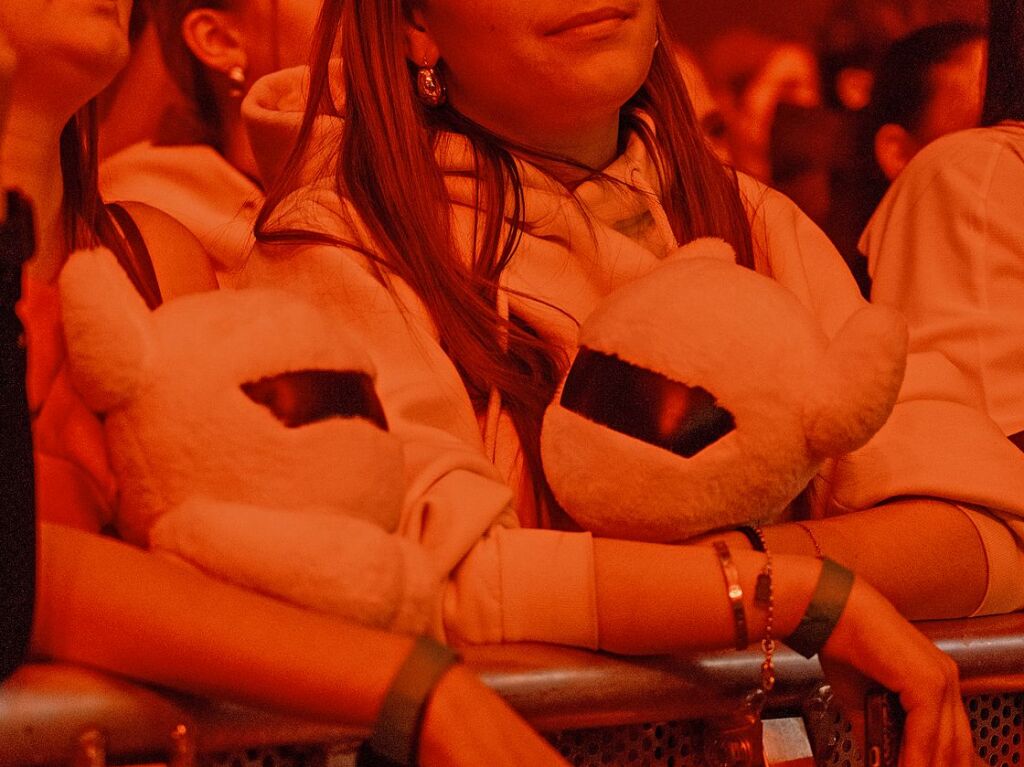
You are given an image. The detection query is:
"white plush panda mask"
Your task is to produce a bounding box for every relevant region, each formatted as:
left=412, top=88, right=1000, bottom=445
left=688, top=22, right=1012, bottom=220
left=541, top=238, right=908, bottom=543
left=59, top=249, right=437, bottom=632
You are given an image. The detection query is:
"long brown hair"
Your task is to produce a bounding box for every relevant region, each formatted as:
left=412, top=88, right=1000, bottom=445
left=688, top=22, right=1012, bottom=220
left=258, top=0, right=755, bottom=519
left=983, top=0, right=1024, bottom=124
left=60, top=103, right=138, bottom=273
left=148, top=0, right=236, bottom=148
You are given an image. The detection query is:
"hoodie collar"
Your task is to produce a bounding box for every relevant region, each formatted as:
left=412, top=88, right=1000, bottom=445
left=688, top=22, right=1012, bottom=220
left=242, top=61, right=346, bottom=192
left=243, top=63, right=676, bottom=256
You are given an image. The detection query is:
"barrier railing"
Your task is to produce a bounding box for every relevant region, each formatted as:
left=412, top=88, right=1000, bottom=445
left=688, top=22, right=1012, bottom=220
left=2, top=613, right=1023, bottom=767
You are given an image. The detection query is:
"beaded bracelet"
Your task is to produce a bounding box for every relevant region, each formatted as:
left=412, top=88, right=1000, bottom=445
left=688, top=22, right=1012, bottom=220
left=785, top=558, right=855, bottom=659
left=751, top=525, right=776, bottom=693
left=735, top=525, right=766, bottom=552
left=713, top=540, right=749, bottom=650
left=794, top=521, right=824, bottom=559
left=356, top=635, right=460, bottom=767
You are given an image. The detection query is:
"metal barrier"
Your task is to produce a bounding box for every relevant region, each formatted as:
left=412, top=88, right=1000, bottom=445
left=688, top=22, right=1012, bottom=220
left=2, top=613, right=1023, bottom=767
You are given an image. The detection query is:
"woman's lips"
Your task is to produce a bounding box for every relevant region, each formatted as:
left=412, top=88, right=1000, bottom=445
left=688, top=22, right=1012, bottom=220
left=543, top=7, right=633, bottom=36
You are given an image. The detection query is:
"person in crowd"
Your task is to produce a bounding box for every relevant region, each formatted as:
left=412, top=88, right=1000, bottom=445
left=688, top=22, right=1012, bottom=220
left=701, top=28, right=821, bottom=180
left=816, top=0, right=913, bottom=114
left=0, top=4, right=569, bottom=764
left=96, top=0, right=187, bottom=161
left=861, top=0, right=1024, bottom=449
left=672, top=43, right=734, bottom=164
left=866, top=22, right=986, bottom=186
left=830, top=22, right=986, bottom=295
left=234, top=0, right=1024, bottom=762
left=99, top=0, right=319, bottom=279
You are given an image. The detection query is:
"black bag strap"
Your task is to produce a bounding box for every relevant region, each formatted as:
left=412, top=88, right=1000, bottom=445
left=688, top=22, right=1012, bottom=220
left=0, top=189, right=37, bottom=682
left=106, top=203, right=163, bottom=310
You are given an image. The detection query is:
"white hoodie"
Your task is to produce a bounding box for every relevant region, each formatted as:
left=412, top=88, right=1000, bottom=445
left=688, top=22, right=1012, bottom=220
left=239, top=66, right=1024, bottom=645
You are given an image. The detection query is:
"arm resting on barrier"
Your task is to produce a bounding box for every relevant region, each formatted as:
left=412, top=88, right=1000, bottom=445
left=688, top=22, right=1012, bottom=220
left=29, top=523, right=567, bottom=767
left=765, top=499, right=991, bottom=619
left=5, top=614, right=1024, bottom=764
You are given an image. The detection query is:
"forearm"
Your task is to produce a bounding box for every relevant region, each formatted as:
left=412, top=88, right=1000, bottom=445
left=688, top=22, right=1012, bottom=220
left=763, top=500, right=988, bottom=620
left=419, top=665, right=568, bottom=766
left=33, top=522, right=414, bottom=725
left=592, top=538, right=824, bottom=655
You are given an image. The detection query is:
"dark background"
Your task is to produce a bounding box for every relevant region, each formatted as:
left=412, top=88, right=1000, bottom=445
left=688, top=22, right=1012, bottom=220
left=663, top=0, right=987, bottom=48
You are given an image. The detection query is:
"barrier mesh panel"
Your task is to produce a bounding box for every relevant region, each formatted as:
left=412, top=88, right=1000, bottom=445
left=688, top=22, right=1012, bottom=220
left=195, top=693, right=1023, bottom=767
left=542, top=692, right=1024, bottom=766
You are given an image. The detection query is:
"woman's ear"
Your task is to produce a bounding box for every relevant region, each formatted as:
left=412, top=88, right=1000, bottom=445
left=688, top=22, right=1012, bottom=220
left=874, top=123, right=919, bottom=182
left=180, top=8, right=247, bottom=77
left=403, top=6, right=440, bottom=67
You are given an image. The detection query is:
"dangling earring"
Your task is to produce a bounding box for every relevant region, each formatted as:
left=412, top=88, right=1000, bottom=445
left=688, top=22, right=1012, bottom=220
left=416, top=59, right=446, bottom=107
left=227, top=65, right=247, bottom=98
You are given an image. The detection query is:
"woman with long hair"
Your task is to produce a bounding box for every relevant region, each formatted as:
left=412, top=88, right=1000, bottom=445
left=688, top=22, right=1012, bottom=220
left=0, top=4, right=567, bottom=763
left=237, top=0, right=1024, bottom=763
left=99, top=0, right=320, bottom=278
left=862, top=0, right=1024, bottom=446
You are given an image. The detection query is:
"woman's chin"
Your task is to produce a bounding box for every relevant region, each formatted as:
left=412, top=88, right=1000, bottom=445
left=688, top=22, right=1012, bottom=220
left=49, top=36, right=129, bottom=95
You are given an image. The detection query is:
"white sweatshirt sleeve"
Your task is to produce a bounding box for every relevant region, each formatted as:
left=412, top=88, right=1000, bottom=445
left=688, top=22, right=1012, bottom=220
left=748, top=174, right=1024, bottom=616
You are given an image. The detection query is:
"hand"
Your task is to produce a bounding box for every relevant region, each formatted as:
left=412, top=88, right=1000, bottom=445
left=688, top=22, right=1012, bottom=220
left=419, top=665, right=569, bottom=767
left=817, top=577, right=977, bottom=767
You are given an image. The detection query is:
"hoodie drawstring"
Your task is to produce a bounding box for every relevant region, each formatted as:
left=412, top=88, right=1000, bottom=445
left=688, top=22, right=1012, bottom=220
left=483, top=279, right=510, bottom=462
left=630, top=165, right=679, bottom=254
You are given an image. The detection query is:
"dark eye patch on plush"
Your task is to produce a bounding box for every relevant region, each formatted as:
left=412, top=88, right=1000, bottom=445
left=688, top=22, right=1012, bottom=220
left=241, top=369, right=389, bottom=430
left=560, top=348, right=735, bottom=458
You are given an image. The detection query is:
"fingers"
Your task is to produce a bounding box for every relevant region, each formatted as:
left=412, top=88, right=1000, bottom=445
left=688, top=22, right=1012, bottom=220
left=419, top=666, right=571, bottom=767
left=930, top=654, right=974, bottom=767
left=818, top=578, right=975, bottom=767
left=899, top=698, right=941, bottom=767
left=897, top=652, right=973, bottom=767
left=946, top=674, right=976, bottom=767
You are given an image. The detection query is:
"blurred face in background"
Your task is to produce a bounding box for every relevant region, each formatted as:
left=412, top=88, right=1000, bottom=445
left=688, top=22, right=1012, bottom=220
left=240, top=0, right=321, bottom=81
left=874, top=37, right=986, bottom=181
left=673, top=44, right=733, bottom=164
left=1, top=0, right=133, bottom=104
left=912, top=38, right=986, bottom=147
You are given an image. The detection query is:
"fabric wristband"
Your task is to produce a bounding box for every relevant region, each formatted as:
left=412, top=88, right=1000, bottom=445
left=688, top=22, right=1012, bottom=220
left=357, top=635, right=460, bottom=767
left=785, top=558, right=855, bottom=659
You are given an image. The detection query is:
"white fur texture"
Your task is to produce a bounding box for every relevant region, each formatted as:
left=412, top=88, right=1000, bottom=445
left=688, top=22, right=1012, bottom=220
left=151, top=500, right=438, bottom=633
left=59, top=248, right=156, bottom=412
left=542, top=238, right=907, bottom=542
left=61, top=248, right=435, bottom=632
left=805, top=305, right=908, bottom=456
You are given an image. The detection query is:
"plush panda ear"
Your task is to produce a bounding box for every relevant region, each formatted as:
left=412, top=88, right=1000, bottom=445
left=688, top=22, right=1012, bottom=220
left=663, top=237, right=736, bottom=265
left=58, top=248, right=156, bottom=413
left=804, top=304, right=908, bottom=457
